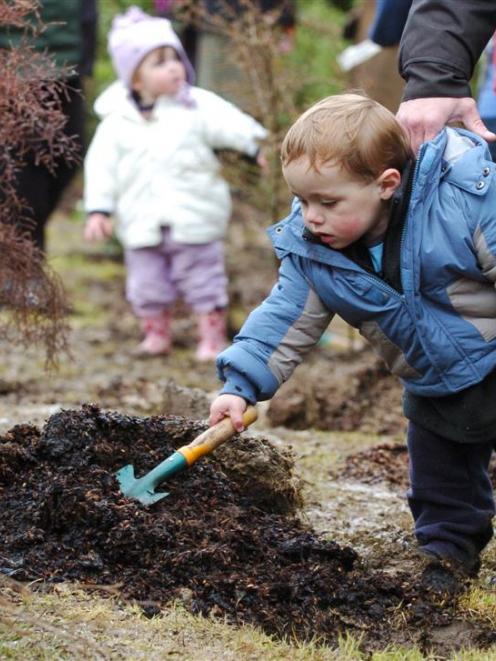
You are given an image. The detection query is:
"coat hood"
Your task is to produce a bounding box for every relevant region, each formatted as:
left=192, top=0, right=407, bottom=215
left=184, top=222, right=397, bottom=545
left=93, top=80, right=196, bottom=119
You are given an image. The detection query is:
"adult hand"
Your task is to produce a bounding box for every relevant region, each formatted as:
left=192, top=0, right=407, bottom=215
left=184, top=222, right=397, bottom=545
left=84, top=212, right=113, bottom=242
left=209, top=393, right=248, bottom=432
left=396, top=97, right=496, bottom=155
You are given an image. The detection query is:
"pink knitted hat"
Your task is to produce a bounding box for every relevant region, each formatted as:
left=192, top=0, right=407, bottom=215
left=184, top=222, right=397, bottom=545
left=108, top=6, right=195, bottom=88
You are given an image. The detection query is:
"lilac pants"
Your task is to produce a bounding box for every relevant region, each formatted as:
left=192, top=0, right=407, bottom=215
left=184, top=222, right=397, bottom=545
left=125, top=228, right=228, bottom=318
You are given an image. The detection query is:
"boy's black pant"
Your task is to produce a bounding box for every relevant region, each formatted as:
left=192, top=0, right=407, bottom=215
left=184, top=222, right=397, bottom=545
left=407, top=422, right=494, bottom=566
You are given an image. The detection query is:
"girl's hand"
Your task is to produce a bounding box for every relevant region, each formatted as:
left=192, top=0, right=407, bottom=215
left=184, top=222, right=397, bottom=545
left=84, top=213, right=113, bottom=242
left=209, top=394, right=248, bottom=432
left=256, top=148, right=268, bottom=171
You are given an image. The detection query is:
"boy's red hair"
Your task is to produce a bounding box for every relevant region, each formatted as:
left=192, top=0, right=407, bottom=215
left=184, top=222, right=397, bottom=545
left=281, top=93, right=413, bottom=180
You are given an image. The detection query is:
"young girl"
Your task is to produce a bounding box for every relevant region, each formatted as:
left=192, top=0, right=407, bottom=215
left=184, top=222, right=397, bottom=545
left=84, top=6, right=267, bottom=360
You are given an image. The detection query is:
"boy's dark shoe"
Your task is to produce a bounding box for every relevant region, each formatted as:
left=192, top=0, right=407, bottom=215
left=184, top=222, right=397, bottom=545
left=418, top=547, right=480, bottom=597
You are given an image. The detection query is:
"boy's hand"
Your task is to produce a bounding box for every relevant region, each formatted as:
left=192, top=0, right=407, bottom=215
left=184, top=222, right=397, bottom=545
left=209, top=394, right=248, bottom=432
left=84, top=212, right=113, bottom=242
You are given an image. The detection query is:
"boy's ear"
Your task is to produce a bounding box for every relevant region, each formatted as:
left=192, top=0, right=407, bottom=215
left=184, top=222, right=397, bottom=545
left=377, top=168, right=402, bottom=200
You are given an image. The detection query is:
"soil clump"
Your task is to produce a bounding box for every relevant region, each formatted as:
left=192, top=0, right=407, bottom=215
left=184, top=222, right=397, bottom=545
left=267, top=349, right=406, bottom=435
left=340, top=443, right=496, bottom=493
left=340, top=442, right=409, bottom=489
left=0, top=405, right=488, bottom=651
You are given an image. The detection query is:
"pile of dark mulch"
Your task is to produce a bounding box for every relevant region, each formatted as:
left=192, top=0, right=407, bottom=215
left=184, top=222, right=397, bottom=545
left=0, top=406, right=475, bottom=648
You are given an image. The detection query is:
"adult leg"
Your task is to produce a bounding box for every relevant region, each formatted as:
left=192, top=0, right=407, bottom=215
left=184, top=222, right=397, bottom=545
left=15, top=163, right=55, bottom=250
left=16, top=78, right=84, bottom=251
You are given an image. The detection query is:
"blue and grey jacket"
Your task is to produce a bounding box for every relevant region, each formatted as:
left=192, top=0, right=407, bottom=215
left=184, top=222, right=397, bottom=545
left=217, top=128, right=496, bottom=403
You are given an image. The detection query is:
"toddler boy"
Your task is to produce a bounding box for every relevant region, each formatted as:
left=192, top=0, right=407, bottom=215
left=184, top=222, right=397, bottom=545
left=210, top=93, right=496, bottom=593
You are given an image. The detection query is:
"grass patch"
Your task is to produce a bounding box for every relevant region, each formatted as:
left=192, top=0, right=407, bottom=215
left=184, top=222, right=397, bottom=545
left=0, top=584, right=368, bottom=660
left=0, top=583, right=463, bottom=661
left=2, top=583, right=494, bottom=661
left=459, top=587, right=496, bottom=628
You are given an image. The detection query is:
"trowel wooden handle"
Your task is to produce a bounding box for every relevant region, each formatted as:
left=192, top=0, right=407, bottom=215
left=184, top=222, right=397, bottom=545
left=178, top=406, right=257, bottom=466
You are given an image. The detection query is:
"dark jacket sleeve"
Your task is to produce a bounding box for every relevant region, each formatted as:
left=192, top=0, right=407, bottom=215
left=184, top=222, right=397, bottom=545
left=399, top=0, right=496, bottom=100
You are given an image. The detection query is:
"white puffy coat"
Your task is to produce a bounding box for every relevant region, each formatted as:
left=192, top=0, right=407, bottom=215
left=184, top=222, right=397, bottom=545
left=84, top=82, right=267, bottom=248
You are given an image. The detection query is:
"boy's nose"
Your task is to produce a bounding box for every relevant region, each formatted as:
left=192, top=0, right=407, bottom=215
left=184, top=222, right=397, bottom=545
left=305, top=205, right=324, bottom=226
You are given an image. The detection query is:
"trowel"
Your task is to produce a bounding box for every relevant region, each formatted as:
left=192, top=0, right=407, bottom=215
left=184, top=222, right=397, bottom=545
left=115, top=406, right=258, bottom=505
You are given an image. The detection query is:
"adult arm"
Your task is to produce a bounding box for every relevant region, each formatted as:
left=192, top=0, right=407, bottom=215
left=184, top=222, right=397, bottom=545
left=397, top=0, right=496, bottom=152
left=399, top=0, right=496, bottom=100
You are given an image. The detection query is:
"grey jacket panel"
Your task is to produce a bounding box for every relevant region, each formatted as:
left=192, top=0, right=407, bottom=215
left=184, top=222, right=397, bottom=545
left=447, top=278, right=496, bottom=342
left=359, top=320, right=421, bottom=379
left=267, top=288, right=332, bottom=384
left=447, top=225, right=496, bottom=341
left=474, top=225, right=496, bottom=283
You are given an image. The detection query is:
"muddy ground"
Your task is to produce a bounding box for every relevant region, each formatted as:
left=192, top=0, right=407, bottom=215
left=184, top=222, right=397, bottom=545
left=0, top=203, right=495, bottom=655
left=0, top=406, right=457, bottom=651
